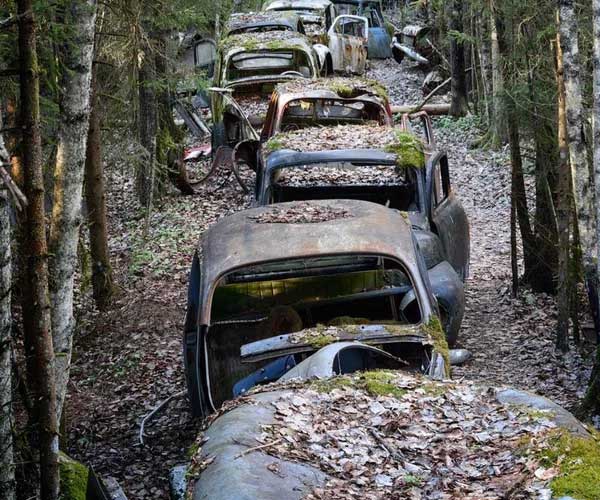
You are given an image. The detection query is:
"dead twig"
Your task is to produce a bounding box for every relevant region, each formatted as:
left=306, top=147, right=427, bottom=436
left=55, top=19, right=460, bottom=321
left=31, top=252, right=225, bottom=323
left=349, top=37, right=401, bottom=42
left=234, top=438, right=283, bottom=459
left=138, top=389, right=186, bottom=446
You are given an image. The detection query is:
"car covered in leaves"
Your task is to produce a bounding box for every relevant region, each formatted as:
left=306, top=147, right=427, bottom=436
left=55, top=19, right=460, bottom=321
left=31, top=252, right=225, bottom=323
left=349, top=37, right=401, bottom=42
left=225, top=11, right=306, bottom=36
left=264, top=0, right=369, bottom=74
left=183, top=199, right=453, bottom=418
left=199, top=30, right=322, bottom=149
left=263, top=0, right=337, bottom=39
left=260, top=77, right=393, bottom=139
left=236, top=123, right=469, bottom=343
left=175, top=359, right=594, bottom=500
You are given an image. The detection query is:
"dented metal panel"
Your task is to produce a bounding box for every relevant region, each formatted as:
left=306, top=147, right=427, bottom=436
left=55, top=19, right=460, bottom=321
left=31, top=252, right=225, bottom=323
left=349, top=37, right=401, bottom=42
left=197, top=199, right=434, bottom=325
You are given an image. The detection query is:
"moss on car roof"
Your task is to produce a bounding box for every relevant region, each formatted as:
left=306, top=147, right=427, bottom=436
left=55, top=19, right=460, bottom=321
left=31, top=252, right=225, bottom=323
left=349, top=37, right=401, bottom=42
left=219, top=30, right=313, bottom=55
left=264, top=124, right=426, bottom=169
left=226, top=11, right=297, bottom=33
left=275, top=77, right=389, bottom=100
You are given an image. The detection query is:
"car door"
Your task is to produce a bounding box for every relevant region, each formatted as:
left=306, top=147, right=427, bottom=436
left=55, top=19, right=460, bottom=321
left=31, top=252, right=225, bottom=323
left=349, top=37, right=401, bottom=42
left=428, top=153, right=470, bottom=280
left=193, top=39, right=217, bottom=78
left=364, top=5, right=392, bottom=58
left=327, top=15, right=368, bottom=74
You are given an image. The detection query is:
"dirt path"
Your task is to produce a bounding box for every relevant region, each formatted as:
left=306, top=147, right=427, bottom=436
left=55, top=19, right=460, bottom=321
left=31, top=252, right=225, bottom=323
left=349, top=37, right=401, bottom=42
left=67, top=59, right=592, bottom=498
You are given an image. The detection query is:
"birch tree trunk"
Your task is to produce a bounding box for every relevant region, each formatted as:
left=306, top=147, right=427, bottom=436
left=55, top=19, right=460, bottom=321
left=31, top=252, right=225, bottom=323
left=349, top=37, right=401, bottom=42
left=580, top=0, right=600, bottom=417
left=85, top=63, right=114, bottom=310
left=0, top=108, right=15, bottom=500
left=17, top=0, right=59, bottom=497
left=558, top=0, right=596, bottom=299
left=489, top=4, right=506, bottom=147
left=49, top=0, right=97, bottom=424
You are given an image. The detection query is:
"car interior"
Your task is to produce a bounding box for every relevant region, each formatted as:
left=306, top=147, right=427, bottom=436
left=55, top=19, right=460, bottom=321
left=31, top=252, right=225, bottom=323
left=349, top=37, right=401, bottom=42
left=204, top=255, right=424, bottom=405
left=266, top=162, right=420, bottom=211
left=279, top=98, right=388, bottom=129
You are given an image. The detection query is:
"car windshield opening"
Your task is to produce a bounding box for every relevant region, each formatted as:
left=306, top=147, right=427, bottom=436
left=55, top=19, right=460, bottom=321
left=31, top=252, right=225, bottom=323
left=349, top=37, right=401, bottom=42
left=280, top=98, right=387, bottom=128
left=267, top=162, right=419, bottom=211
left=206, top=255, right=423, bottom=405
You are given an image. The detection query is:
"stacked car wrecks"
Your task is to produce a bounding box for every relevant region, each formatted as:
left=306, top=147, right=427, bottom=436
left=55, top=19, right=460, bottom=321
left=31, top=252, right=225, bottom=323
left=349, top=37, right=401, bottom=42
left=172, top=7, right=473, bottom=500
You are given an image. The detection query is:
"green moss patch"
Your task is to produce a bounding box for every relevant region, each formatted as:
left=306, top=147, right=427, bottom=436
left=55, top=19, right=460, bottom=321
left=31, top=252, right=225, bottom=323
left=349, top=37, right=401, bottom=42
left=312, top=370, right=409, bottom=399
left=537, top=431, right=600, bottom=500
left=384, top=131, right=426, bottom=169
left=59, top=452, right=88, bottom=500
left=422, top=315, right=450, bottom=376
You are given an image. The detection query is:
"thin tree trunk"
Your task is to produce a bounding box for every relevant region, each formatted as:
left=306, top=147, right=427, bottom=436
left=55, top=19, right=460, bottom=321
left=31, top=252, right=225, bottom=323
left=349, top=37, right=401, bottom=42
left=558, top=0, right=597, bottom=322
left=0, top=107, right=15, bottom=500
left=448, top=0, right=468, bottom=116
left=17, top=0, right=59, bottom=497
left=84, top=63, right=114, bottom=310
left=49, top=0, right=97, bottom=423
left=489, top=3, right=506, bottom=147
left=580, top=0, right=600, bottom=417
left=556, top=31, right=571, bottom=353
left=136, top=40, right=158, bottom=209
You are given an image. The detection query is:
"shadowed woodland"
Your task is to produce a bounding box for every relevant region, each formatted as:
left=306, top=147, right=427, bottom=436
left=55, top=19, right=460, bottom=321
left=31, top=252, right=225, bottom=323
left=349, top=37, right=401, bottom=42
left=2, top=0, right=600, bottom=498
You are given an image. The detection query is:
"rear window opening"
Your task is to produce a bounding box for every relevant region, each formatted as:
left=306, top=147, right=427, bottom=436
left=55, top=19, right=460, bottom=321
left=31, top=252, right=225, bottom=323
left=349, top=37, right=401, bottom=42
left=205, top=255, right=423, bottom=405
left=266, top=162, right=419, bottom=211
left=226, top=51, right=313, bottom=80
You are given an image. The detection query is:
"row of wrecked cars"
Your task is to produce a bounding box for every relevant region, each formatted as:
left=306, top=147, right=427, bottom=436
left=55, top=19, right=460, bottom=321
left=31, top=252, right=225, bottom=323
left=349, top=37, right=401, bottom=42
left=168, top=6, right=595, bottom=500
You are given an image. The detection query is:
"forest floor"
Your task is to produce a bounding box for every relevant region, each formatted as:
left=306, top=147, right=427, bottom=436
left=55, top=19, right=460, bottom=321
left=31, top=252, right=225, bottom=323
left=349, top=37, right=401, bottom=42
left=67, top=57, right=594, bottom=498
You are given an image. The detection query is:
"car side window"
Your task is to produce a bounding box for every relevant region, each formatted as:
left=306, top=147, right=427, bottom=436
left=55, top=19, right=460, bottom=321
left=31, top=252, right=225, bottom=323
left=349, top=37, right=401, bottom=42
left=433, top=157, right=451, bottom=206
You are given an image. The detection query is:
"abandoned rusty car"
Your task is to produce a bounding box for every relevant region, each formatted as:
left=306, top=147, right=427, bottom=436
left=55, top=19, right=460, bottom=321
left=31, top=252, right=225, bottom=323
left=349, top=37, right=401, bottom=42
left=183, top=199, right=452, bottom=418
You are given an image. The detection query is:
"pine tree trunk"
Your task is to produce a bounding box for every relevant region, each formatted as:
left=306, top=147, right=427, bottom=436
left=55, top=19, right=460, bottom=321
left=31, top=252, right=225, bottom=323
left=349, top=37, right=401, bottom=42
left=0, top=108, right=15, bottom=500
left=556, top=31, right=571, bottom=352
left=17, top=0, right=59, bottom=497
left=48, top=0, right=97, bottom=423
left=580, top=0, right=600, bottom=417
left=84, top=64, right=114, bottom=310
left=136, top=40, right=158, bottom=209
left=448, top=0, right=468, bottom=116
left=558, top=0, right=597, bottom=304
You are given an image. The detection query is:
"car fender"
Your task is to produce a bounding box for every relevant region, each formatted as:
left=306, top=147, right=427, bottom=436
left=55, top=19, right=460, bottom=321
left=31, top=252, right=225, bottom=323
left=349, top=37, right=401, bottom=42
left=427, top=261, right=464, bottom=346
left=312, top=43, right=331, bottom=73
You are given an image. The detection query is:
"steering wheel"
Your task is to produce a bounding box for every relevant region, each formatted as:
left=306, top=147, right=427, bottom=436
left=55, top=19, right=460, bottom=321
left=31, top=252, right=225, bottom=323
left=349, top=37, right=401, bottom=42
left=281, top=70, right=305, bottom=77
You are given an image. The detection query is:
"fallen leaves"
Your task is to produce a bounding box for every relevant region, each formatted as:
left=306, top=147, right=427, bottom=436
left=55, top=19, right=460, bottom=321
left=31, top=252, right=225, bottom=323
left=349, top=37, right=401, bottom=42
left=248, top=202, right=353, bottom=223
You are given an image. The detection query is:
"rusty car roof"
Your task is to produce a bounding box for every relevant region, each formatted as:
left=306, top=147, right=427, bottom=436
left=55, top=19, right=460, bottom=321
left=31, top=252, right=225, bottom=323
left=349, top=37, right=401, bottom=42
left=226, top=11, right=301, bottom=34
left=198, top=199, right=431, bottom=322
left=264, top=0, right=333, bottom=11
left=219, top=30, right=315, bottom=57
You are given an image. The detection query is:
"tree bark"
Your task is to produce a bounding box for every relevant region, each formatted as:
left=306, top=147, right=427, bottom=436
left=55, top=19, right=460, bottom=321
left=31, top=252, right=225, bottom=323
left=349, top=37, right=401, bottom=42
left=48, top=0, right=97, bottom=424
left=136, top=40, right=158, bottom=209
left=84, top=63, right=114, bottom=310
left=488, top=3, right=506, bottom=147
left=17, top=0, right=59, bottom=497
left=448, top=0, right=468, bottom=116
left=0, top=107, right=15, bottom=500
left=556, top=31, right=571, bottom=353
left=558, top=0, right=597, bottom=316
left=580, top=0, right=600, bottom=417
